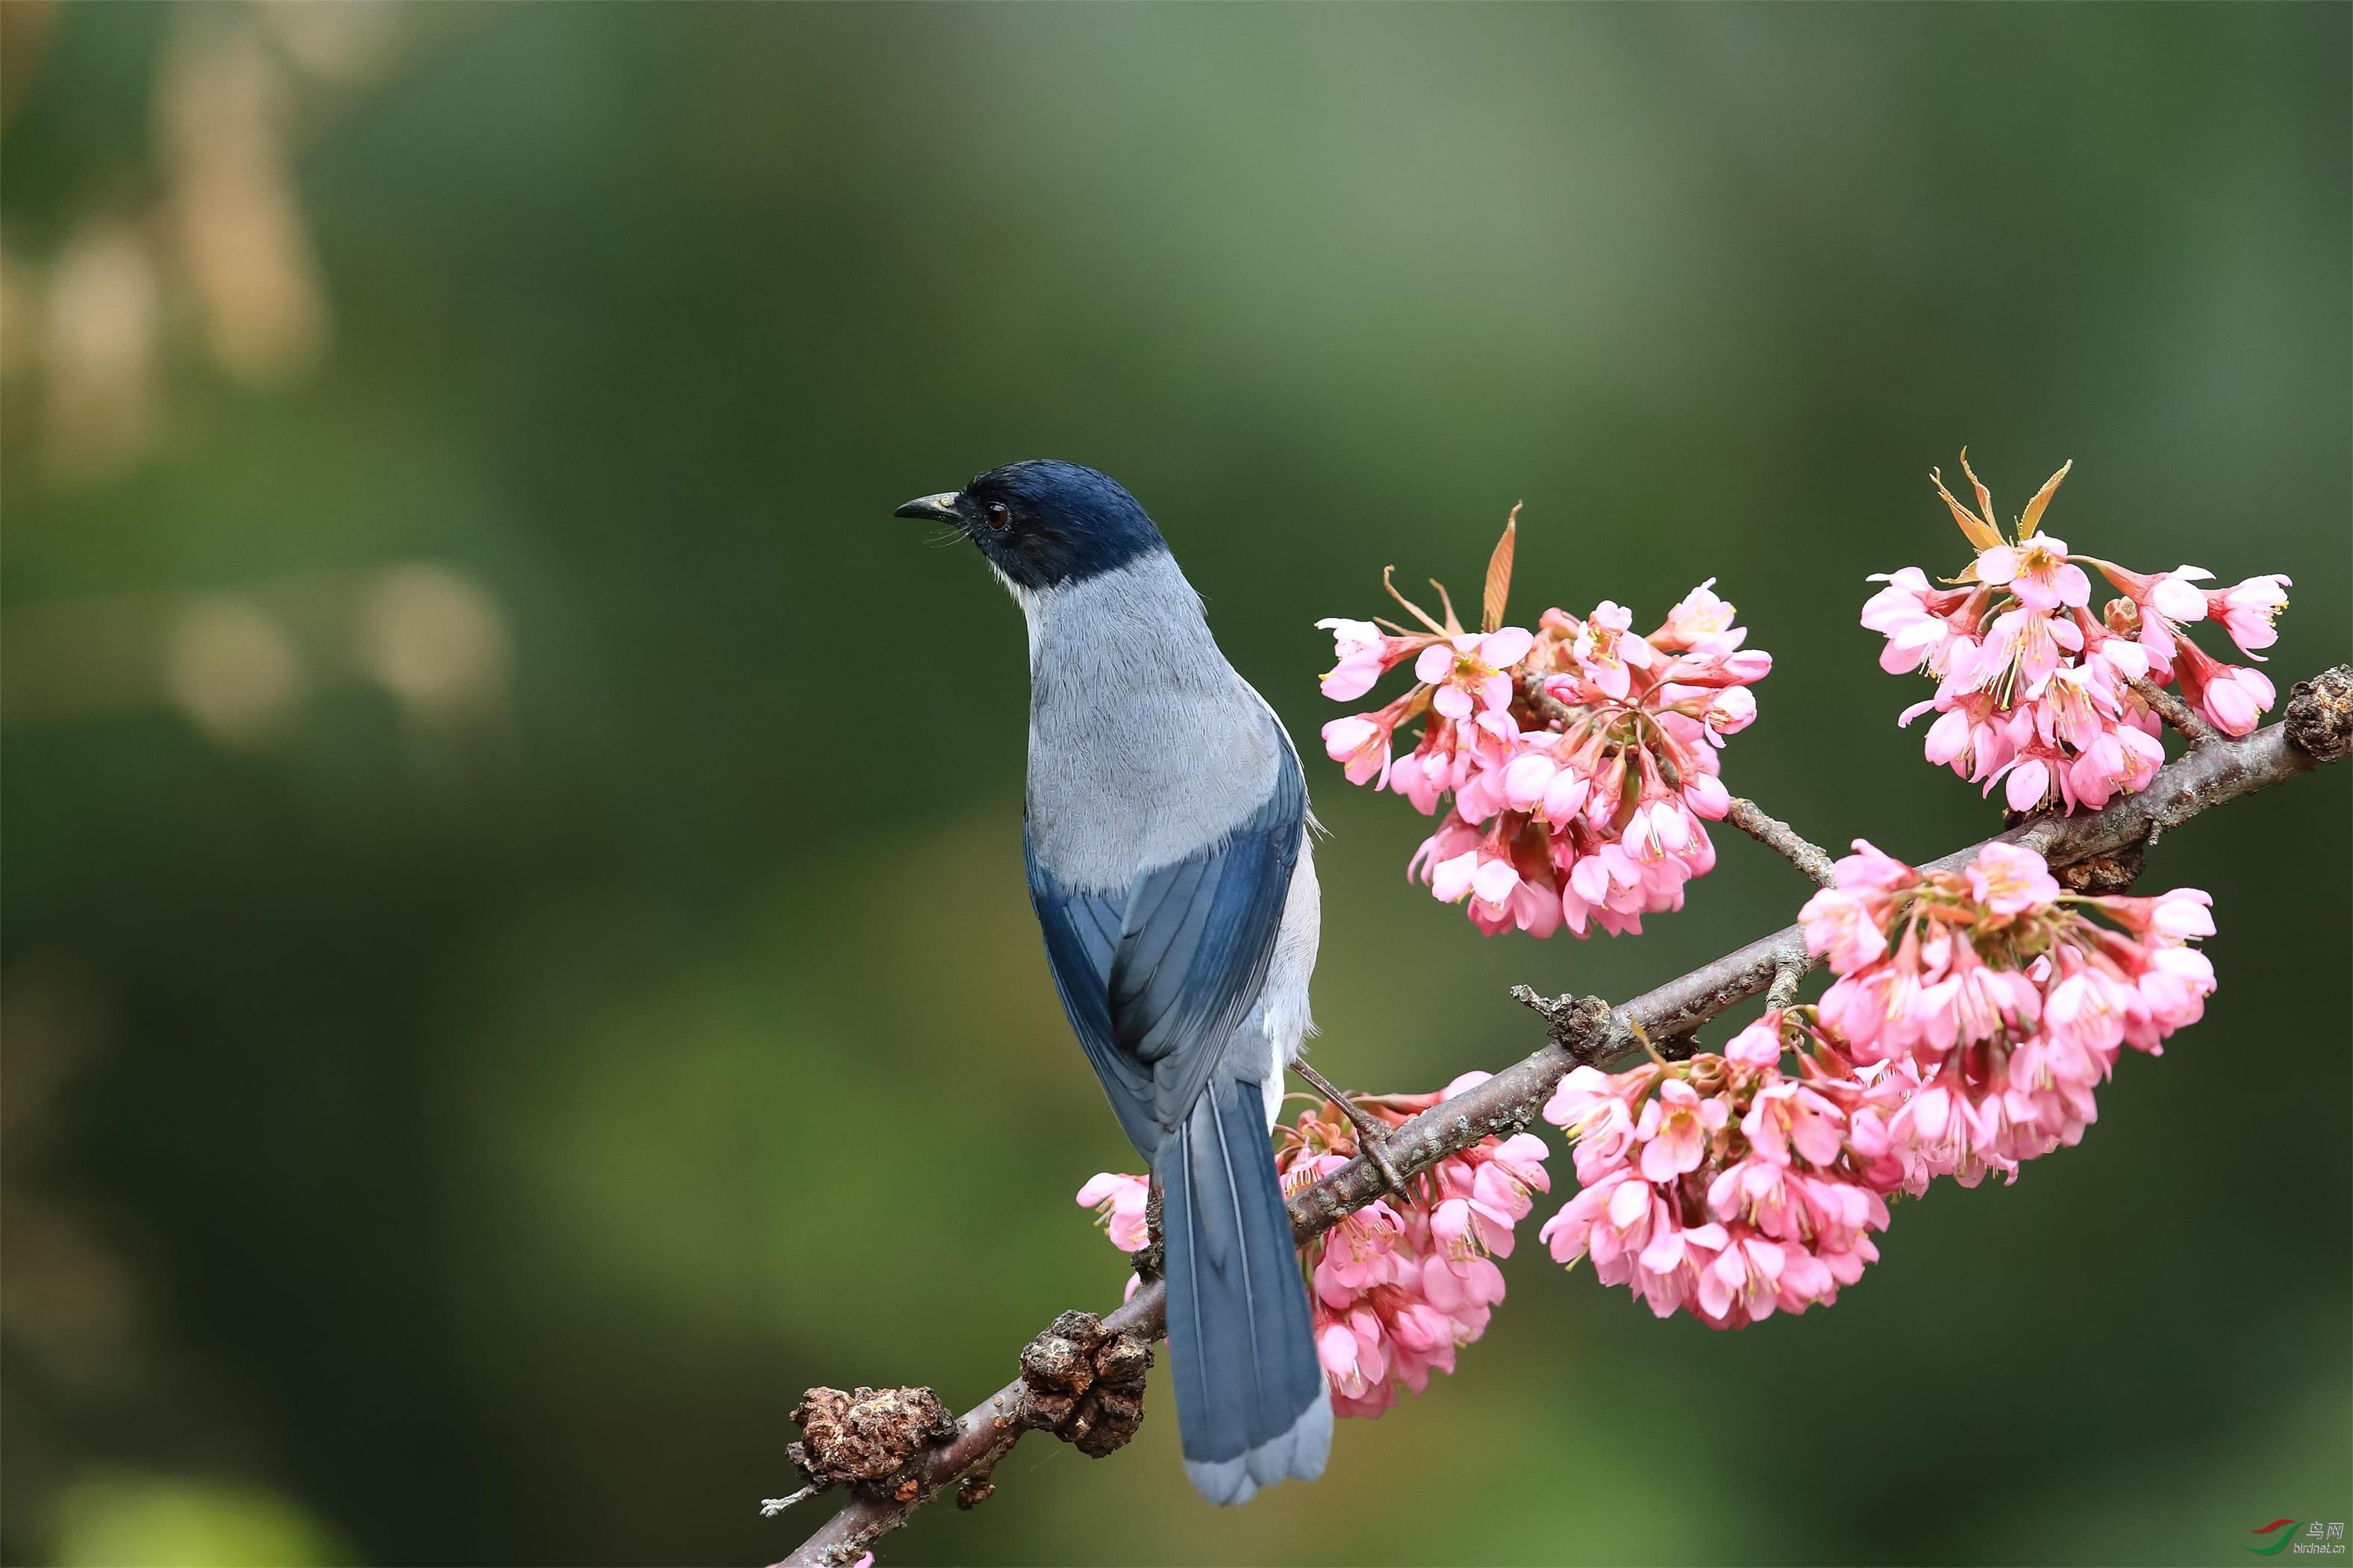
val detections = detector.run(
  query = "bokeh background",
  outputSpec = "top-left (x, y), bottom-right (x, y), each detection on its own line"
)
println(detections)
top-left (3, 4), bottom-right (2348, 1565)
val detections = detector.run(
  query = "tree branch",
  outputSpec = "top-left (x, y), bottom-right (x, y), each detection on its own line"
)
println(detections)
top-left (778, 663), bottom-right (2350, 1567)
top-left (1725, 796), bottom-right (1839, 886)
top-left (2129, 673), bottom-right (2219, 746)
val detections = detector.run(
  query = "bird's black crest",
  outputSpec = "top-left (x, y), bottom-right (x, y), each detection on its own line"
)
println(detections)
top-left (962, 460), bottom-right (1168, 590)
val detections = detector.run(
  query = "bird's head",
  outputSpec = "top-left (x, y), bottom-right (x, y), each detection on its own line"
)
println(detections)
top-left (895, 460), bottom-right (1166, 593)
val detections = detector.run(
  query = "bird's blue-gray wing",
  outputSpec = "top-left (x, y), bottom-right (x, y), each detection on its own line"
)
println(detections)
top-left (1026, 867), bottom-right (1160, 1154)
top-left (1025, 744), bottom-right (1305, 1158)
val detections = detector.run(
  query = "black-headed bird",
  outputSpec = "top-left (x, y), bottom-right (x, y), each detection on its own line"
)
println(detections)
top-left (896, 460), bottom-right (1330, 1504)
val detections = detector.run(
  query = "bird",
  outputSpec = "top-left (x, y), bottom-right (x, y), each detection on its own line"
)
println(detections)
top-left (895, 460), bottom-right (1331, 1505)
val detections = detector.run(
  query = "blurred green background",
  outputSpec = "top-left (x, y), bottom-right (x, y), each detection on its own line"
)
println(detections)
top-left (2, 4), bottom-right (2347, 1565)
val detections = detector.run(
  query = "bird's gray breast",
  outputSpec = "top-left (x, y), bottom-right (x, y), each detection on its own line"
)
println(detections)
top-left (1019, 556), bottom-right (1284, 892)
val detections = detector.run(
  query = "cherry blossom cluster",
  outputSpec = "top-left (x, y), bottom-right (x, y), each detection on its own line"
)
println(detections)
top-left (1282, 1072), bottom-right (1550, 1416)
top-left (1317, 516), bottom-right (1770, 937)
top-left (1535, 1015), bottom-right (1892, 1328)
top-left (1865, 454), bottom-right (2290, 813)
top-left (1538, 837), bottom-right (2216, 1325)
top-left (1799, 838), bottom-right (2216, 1187)
top-left (1074, 1072), bottom-right (1551, 1419)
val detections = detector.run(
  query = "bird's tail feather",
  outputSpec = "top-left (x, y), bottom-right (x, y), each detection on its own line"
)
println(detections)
top-left (1157, 1075), bottom-right (1331, 1506)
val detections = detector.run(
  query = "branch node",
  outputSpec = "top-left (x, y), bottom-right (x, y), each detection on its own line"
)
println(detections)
top-left (760, 1486), bottom-right (818, 1518)
top-left (788, 1385), bottom-right (959, 1505)
top-left (1766, 960), bottom-right (1804, 1012)
top-left (1015, 1311), bottom-right (1152, 1458)
top-left (2286, 663), bottom-right (2353, 763)
top-left (1553, 995), bottom-right (1620, 1063)
top-left (954, 1467), bottom-right (996, 1511)
top-left (1508, 982), bottom-right (1560, 1022)
top-left (2055, 840), bottom-right (2146, 896)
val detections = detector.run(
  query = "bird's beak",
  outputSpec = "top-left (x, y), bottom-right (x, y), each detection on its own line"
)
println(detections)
top-left (893, 490), bottom-right (965, 523)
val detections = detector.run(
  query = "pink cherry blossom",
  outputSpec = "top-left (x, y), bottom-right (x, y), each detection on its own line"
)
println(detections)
top-left (1863, 567), bottom-right (1979, 677)
top-left (1796, 837), bottom-right (2216, 1185)
top-left (1125, 1077), bottom-right (1559, 1420)
top-left (1075, 1171), bottom-right (1150, 1252)
top-left (1637, 1079), bottom-right (1728, 1181)
top-left (2205, 574), bottom-right (2290, 658)
top-left (1415, 628), bottom-right (1537, 720)
top-left (1548, 833), bottom-right (2219, 1331)
top-left (1975, 534), bottom-right (2090, 613)
top-left (2172, 636), bottom-right (2276, 737)
top-left (1656, 578), bottom-right (1746, 656)
top-left (1569, 602), bottom-right (1651, 699)
top-left (1966, 841), bottom-right (2063, 915)
top-left (1697, 1234), bottom-right (1789, 1325)
top-left (1318, 617), bottom-right (1429, 702)
top-left (1539, 1011), bottom-right (1895, 1329)
top-left (1320, 688), bottom-right (1427, 790)
top-left (1869, 455), bottom-right (2288, 813)
top-left (2147, 566), bottom-right (2213, 626)
top-left (1081, 1078), bottom-right (1537, 1423)
top-left (1317, 511), bottom-right (1770, 939)
top-left (1704, 686), bottom-right (1757, 735)
top-left (1743, 1081), bottom-right (1845, 1166)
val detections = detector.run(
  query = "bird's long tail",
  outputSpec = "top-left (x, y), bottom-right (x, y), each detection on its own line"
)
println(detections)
top-left (1156, 1075), bottom-right (1332, 1505)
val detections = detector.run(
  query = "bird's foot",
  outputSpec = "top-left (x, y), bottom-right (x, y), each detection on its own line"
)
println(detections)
top-left (1291, 1060), bottom-right (1409, 1196)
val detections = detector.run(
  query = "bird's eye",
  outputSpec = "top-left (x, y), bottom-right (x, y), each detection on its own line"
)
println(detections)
top-left (984, 502), bottom-right (1011, 531)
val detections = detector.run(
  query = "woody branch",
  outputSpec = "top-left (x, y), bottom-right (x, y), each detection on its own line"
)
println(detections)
top-left (778, 663), bottom-right (2350, 1568)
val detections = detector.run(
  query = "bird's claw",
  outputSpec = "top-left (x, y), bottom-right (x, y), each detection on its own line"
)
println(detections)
top-left (1292, 1060), bottom-right (1410, 1197)
top-left (1360, 1136), bottom-right (1407, 1198)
